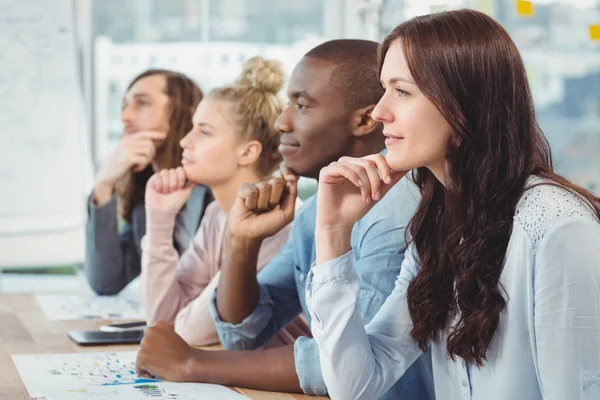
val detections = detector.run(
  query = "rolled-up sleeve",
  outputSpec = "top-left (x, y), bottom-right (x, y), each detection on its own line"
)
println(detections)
top-left (209, 238), bottom-right (303, 350)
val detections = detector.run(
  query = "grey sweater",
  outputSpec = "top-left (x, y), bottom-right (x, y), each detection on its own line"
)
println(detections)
top-left (85, 185), bottom-right (212, 295)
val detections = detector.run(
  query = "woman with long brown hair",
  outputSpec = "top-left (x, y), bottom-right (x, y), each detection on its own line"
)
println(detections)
top-left (86, 70), bottom-right (212, 295)
top-left (306, 9), bottom-right (600, 400)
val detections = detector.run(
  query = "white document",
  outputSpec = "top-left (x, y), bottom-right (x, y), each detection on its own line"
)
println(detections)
top-left (43, 381), bottom-right (249, 400)
top-left (35, 294), bottom-right (145, 321)
top-left (12, 351), bottom-right (247, 399)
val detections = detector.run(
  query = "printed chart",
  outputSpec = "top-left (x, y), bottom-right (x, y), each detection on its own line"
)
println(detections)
top-left (12, 352), bottom-right (247, 399)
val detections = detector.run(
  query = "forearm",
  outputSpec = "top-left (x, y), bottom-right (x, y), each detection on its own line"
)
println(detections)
top-left (85, 196), bottom-right (134, 295)
top-left (175, 275), bottom-right (220, 346)
top-left (142, 212), bottom-right (186, 324)
top-left (188, 345), bottom-right (302, 393)
top-left (216, 236), bottom-right (263, 324)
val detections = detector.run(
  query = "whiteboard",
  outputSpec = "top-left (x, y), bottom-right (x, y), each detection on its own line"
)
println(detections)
top-left (0, 0), bottom-right (90, 266)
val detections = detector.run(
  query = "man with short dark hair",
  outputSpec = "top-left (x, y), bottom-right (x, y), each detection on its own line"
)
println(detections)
top-left (136, 39), bottom-right (434, 400)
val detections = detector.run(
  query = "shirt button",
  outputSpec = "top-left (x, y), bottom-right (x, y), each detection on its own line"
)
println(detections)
top-left (462, 380), bottom-right (468, 387)
top-left (299, 274), bottom-right (305, 282)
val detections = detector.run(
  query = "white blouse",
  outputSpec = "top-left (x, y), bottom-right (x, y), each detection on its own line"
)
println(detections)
top-left (307, 181), bottom-right (600, 400)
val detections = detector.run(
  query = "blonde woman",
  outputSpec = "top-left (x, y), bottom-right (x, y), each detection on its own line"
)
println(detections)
top-left (140, 58), bottom-right (309, 346)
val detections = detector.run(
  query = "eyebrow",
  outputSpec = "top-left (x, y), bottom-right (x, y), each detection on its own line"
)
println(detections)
top-left (132, 93), bottom-right (152, 100)
top-left (382, 77), bottom-right (416, 86)
top-left (290, 90), bottom-right (317, 104)
top-left (195, 122), bottom-right (216, 129)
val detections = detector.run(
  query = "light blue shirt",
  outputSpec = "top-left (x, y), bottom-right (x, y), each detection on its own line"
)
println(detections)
top-left (210, 177), bottom-right (435, 399)
top-left (306, 180), bottom-right (600, 400)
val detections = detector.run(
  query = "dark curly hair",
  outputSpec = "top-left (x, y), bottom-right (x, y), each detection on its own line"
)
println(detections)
top-left (379, 9), bottom-right (600, 366)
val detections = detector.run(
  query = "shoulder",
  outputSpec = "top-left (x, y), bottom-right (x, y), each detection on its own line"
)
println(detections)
top-left (514, 178), bottom-right (598, 254)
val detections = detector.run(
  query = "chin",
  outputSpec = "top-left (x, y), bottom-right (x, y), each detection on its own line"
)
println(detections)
top-left (384, 153), bottom-right (418, 173)
top-left (282, 160), bottom-right (305, 177)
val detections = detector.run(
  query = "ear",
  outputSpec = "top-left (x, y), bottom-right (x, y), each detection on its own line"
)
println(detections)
top-left (237, 140), bottom-right (263, 167)
top-left (350, 104), bottom-right (380, 138)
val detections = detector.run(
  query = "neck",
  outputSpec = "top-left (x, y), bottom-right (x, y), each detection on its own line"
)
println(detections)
top-left (427, 160), bottom-right (448, 188)
top-left (211, 169), bottom-right (264, 214)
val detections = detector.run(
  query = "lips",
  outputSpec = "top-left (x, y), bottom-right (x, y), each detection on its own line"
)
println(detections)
top-left (278, 135), bottom-right (300, 156)
top-left (383, 132), bottom-right (404, 146)
top-left (279, 134), bottom-right (300, 147)
top-left (278, 143), bottom-right (300, 156)
top-left (181, 152), bottom-right (194, 166)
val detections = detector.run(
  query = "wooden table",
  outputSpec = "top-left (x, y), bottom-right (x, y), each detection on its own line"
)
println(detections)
top-left (0, 293), bottom-right (327, 400)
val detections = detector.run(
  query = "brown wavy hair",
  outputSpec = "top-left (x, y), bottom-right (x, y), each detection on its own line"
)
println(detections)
top-left (379, 9), bottom-right (600, 366)
top-left (118, 70), bottom-right (203, 222)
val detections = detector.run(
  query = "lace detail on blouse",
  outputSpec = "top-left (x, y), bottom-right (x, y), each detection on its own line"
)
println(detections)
top-left (514, 180), bottom-right (597, 254)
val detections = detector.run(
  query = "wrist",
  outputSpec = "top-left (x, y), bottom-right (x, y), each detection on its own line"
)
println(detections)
top-left (92, 181), bottom-right (115, 206)
top-left (183, 348), bottom-right (208, 382)
top-left (227, 233), bottom-right (264, 251)
top-left (146, 209), bottom-right (178, 233)
top-left (315, 225), bottom-right (352, 264)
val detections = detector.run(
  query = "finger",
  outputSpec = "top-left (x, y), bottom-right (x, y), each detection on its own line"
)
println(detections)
top-left (255, 182), bottom-right (272, 210)
top-left (135, 130), bottom-right (169, 141)
top-left (281, 179), bottom-right (298, 220)
top-left (135, 354), bottom-right (149, 377)
top-left (147, 174), bottom-right (159, 191)
top-left (348, 158), bottom-right (383, 201)
top-left (130, 155), bottom-right (152, 172)
top-left (140, 140), bottom-right (158, 161)
top-left (168, 168), bottom-right (179, 192)
top-left (175, 166), bottom-right (187, 189)
top-left (279, 165), bottom-right (298, 183)
top-left (138, 369), bottom-right (155, 379)
top-left (364, 154), bottom-right (393, 185)
top-left (151, 172), bottom-right (163, 193)
top-left (267, 178), bottom-right (285, 207)
top-left (131, 145), bottom-right (154, 165)
top-left (340, 162), bottom-right (373, 204)
top-left (238, 183), bottom-right (259, 209)
top-left (159, 169), bottom-right (171, 194)
top-left (322, 163), bottom-right (370, 204)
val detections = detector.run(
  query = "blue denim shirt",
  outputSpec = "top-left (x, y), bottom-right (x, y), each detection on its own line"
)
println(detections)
top-left (209, 177), bottom-right (435, 399)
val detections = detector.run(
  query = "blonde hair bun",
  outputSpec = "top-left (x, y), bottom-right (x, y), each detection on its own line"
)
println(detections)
top-left (235, 56), bottom-right (286, 94)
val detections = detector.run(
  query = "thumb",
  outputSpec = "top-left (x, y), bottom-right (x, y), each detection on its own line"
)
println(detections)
top-left (282, 179), bottom-right (298, 219)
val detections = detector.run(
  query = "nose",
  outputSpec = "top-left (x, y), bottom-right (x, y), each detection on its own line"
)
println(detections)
top-left (180, 130), bottom-right (192, 149)
top-left (371, 94), bottom-right (394, 124)
top-left (121, 103), bottom-right (135, 125)
top-left (274, 106), bottom-right (293, 134)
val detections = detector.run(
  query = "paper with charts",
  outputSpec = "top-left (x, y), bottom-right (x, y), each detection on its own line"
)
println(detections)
top-left (12, 351), bottom-right (247, 399)
top-left (35, 294), bottom-right (145, 321)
